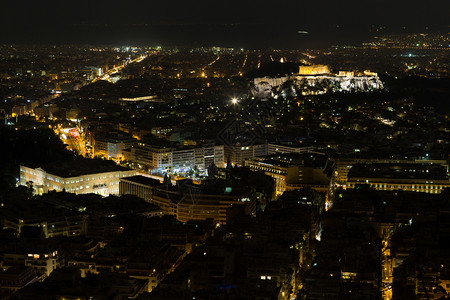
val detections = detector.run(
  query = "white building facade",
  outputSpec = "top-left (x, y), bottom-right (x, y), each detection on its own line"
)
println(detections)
top-left (20, 165), bottom-right (136, 196)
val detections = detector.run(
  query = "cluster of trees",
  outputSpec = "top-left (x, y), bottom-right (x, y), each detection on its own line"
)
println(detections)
top-left (0, 126), bottom-right (73, 193)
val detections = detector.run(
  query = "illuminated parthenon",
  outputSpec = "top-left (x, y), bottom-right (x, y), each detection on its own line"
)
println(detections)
top-left (253, 64), bottom-right (383, 98)
top-left (298, 65), bottom-right (330, 75)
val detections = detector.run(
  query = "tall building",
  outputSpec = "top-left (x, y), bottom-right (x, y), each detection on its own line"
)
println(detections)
top-left (126, 143), bottom-right (174, 170)
top-left (224, 144), bottom-right (267, 166)
top-left (93, 131), bottom-right (137, 160)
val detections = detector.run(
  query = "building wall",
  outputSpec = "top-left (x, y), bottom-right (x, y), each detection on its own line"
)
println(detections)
top-left (347, 178), bottom-right (450, 194)
top-left (131, 144), bottom-right (174, 170)
top-left (213, 146), bottom-right (225, 168)
top-left (194, 145), bottom-right (225, 170)
top-left (24, 251), bottom-right (62, 276)
top-left (172, 149), bottom-right (195, 170)
top-left (119, 179), bottom-right (154, 201)
top-left (94, 139), bottom-right (108, 157)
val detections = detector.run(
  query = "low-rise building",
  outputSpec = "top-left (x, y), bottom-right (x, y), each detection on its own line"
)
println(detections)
top-left (152, 187), bottom-right (251, 225)
top-left (347, 163), bottom-right (450, 194)
top-left (19, 159), bottom-right (135, 196)
top-left (3, 214), bottom-right (87, 238)
top-left (126, 142), bottom-right (224, 173)
top-left (245, 158), bottom-right (298, 196)
top-left (25, 249), bottom-right (63, 277)
top-left (121, 178), bottom-right (255, 225)
top-left (333, 158), bottom-right (448, 186)
top-left (245, 153), bottom-right (330, 196)
top-left (2, 240), bottom-right (64, 277)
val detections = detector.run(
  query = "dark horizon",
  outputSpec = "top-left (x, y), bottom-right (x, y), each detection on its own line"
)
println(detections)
top-left (1, 23), bottom-right (448, 49)
top-left (1, 0), bottom-right (449, 48)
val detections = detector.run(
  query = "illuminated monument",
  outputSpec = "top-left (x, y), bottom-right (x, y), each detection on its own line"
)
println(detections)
top-left (298, 65), bottom-right (330, 75)
top-left (253, 64), bottom-right (383, 98)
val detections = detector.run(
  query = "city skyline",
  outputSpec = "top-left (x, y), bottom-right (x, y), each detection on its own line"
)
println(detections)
top-left (0, 2), bottom-right (449, 299)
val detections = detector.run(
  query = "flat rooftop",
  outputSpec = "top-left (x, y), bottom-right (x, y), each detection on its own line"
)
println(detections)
top-left (27, 158), bottom-right (130, 178)
top-left (348, 163), bottom-right (449, 181)
top-left (268, 142), bottom-right (313, 149)
top-left (120, 175), bottom-right (162, 187)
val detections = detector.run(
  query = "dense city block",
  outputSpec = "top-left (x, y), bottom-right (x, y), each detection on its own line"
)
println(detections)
top-left (1, 26), bottom-right (449, 300)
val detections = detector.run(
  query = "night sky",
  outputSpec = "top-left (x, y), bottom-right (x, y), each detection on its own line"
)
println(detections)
top-left (1, 0), bottom-right (449, 48)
